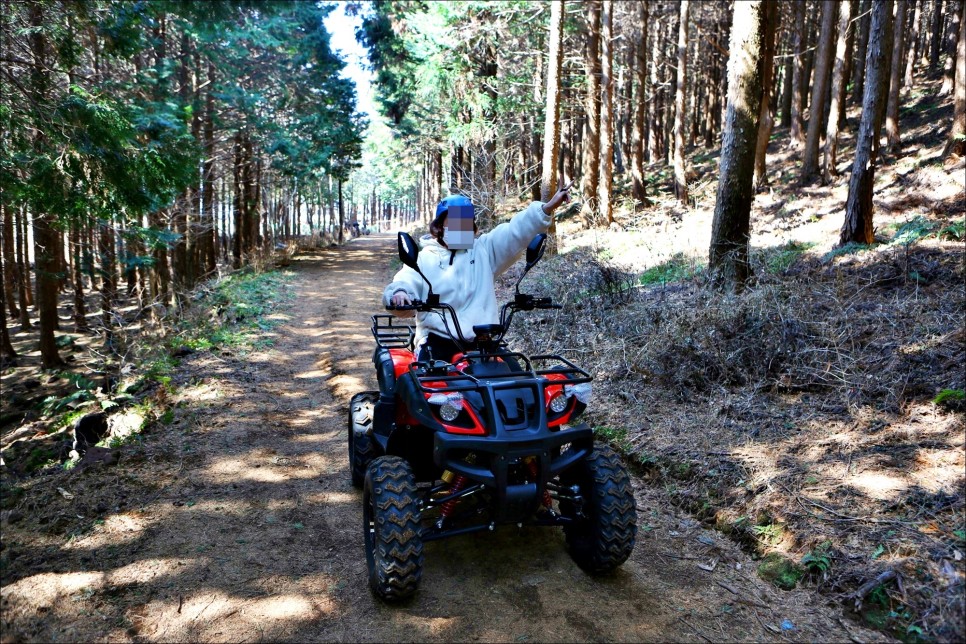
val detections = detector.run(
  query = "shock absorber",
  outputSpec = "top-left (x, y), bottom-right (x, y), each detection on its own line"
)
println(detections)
top-left (525, 458), bottom-right (553, 509)
top-left (438, 471), bottom-right (468, 526)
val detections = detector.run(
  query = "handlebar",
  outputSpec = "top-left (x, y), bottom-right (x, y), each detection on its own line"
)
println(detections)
top-left (386, 294), bottom-right (561, 347)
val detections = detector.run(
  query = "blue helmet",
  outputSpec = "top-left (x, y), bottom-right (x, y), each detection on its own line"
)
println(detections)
top-left (435, 194), bottom-right (474, 220)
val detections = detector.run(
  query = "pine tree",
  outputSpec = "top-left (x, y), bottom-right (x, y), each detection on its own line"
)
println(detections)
top-left (709, 0), bottom-right (773, 288)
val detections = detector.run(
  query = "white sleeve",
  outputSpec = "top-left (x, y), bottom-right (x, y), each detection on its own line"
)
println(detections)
top-left (482, 202), bottom-right (552, 276)
top-left (383, 265), bottom-right (428, 309)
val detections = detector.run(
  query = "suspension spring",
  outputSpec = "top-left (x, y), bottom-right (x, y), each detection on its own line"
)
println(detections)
top-left (440, 475), bottom-right (468, 519)
top-left (526, 459), bottom-right (553, 508)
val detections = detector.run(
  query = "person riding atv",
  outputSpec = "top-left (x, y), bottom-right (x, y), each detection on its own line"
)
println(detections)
top-left (352, 182), bottom-right (636, 601)
top-left (384, 185), bottom-right (572, 363)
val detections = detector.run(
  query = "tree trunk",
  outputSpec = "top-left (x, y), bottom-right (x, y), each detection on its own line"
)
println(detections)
top-left (885, 0), bottom-right (908, 152)
top-left (202, 63), bottom-right (216, 277)
top-left (232, 134), bottom-right (243, 269)
top-left (841, 0), bottom-right (894, 245)
top-left (1, 200), bottom-right (19, 319)
top-left (930, 0), bottom-right (946, 66)
top-left (709, 0), bottom-right (772, 289)
top-left (15, 206), bottom-right (30, 330)
top-left (0, 251), bottom-right (14, 358)
top-left (780, 14), bottom-right (795, 127)
top-left (337, 179), bottom-right (345, 244)
top-left (753, 1), bottom-right (780, 191)
top-left (581, 1), bottom-right (602, 223)
top-left (71, 220), bottom-right (88, 332)
top-left (824, 0), bottom-right (855, 181)
top-left (647, 15), bottom-right (664, 162)
top-left (541, 0), bottom-right (564, 202)
top-left (839, 0), bottom-right (859, 126)
top-left (598, 0), bottom-right (615, 224)
top-left (943, 3), bottom-right (966, 159)
top-left (904, 0), bottom-right (922, 85)
top-left (28, 1), bottom-right (63, 369)
top-left (789, 0), bottom-right (808, 146)
top-left (672, 0), bottom-right (690, 205)
top-left (541, 0), bottom-right (564, 247)
top-left (940, 0), bottom-right (963, 95)
top-left (803, 1), bottom-right (839, 180)
top-left (853, 0), bottom-right (872, 104)
top-left (631, 1), bottom-right (649, 204)
top-left (99, 218), bottom-right (116, 349)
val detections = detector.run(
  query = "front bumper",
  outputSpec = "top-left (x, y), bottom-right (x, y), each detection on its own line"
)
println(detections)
top-left (433, 423), bottom-right (593, 521)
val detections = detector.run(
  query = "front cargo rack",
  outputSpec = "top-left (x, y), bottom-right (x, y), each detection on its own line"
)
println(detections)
top-left (371, 314), bottom-right (415, 349)
top-left (408, 352), bottom-right (591, 394)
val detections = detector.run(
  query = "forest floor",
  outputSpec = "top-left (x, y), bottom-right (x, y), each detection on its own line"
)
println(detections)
top-left (1, 235), bottom-right (890, 643)
top-left (1, 77), bottom-right (963, 642)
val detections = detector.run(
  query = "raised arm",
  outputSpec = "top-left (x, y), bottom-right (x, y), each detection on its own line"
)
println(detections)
top-left (484, 183), bottom-right (572, 275)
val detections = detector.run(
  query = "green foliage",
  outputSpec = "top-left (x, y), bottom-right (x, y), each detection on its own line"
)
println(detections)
top-left (752, 522), bottom-right (784, 545)
top-left (638, 254), bottom-right (702, 286)
top-left (801, 541), bottom-right (833, 576)
top-left (938, 219), bottom-right (965, 241)
top-left (757, 553), bottom-right (804, 590)
top-left (172, 269), bottom-right (294, 355)
top-left (933, 388), bottom-right (965, 411)
top-left (822, 242), bottom-right (872, 263)
top-left (760, 241), bottom-right (816, 274)
top-left (594, 425), bottom-right (632, 452)
top-left (888, 217), bottom-right (937, 246)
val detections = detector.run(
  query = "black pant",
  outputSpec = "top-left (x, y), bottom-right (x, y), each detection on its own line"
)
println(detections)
top-left (418, 333), bottom-right (524, 372)
top-left (418, 333), bottom-right (476, 363)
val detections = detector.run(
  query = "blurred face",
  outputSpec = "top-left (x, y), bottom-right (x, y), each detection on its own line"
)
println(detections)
top-left (443, 204), bottom-right (475, 249)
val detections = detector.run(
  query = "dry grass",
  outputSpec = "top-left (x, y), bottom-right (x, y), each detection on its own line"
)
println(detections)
top-left (500, 76), bottom-right (965, 641)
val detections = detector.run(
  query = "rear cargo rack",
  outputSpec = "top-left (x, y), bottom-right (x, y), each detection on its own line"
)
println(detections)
top-left (371, 314), bottom-right (415, 349)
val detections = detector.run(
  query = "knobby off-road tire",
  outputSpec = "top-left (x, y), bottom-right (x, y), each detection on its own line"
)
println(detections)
top-left (348, 392), bottom-right (378, 488)
top-left (363, 456), bottom-right (424, 600)
top-left (562, 444), bottom-right (637, 573)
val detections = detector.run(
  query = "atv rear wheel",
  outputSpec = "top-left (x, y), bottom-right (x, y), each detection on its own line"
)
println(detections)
top-left (349, 392), bottom-right (379, 488)
top-left (363, 456), bottom-right (424, 600)
top-left (561, 444), bottom-right (637, 573)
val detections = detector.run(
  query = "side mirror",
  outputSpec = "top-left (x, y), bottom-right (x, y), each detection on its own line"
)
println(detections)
top-left (398, 232), bottom-right (420, 270)
top-left (524, 233), bottom-right (547, 272)
top-left (396, 231), bottom-right (437, 303)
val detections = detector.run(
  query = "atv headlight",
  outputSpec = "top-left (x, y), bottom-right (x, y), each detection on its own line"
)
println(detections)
top-left (565, 383), bottom-right (592, 405)
top-left (428, 392), bottom-right (464, 422)
top-left (548, 391), bottom-right (569, 413)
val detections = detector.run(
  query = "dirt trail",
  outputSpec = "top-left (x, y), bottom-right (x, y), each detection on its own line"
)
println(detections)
top-left (1, 235), bottom-right (887, 642)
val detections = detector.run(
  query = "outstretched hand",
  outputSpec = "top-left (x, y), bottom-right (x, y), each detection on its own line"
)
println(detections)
top-left (542, 180), bottom-right (574, 215)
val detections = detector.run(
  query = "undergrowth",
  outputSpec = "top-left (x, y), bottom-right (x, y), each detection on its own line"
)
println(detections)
top-left (508, 231), bottom-right (965, 642)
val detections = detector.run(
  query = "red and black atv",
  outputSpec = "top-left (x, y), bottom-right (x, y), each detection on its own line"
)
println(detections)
top-left (349, 232), bottom-right (637, 600)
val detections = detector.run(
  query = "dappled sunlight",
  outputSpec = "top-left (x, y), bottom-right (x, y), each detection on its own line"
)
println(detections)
top-left (848, 471), bottom-right (909, 501)
top-left (62, 512), bottom-right (157, 551)
top-left (245, 592), bottom-right (334, 620)
top-left (910, 448), bottom-right (966, 494)
top-left (205, 456), bottom-right (325, 483)
top-left (285, 415), bottom-right (322, 428)
top-left (329, 373), bottom-right (366, 397)
top-left (106, 557), bottom-right (189, 587)
top-left (303, 491), bottom-right (355, 506)
top-left (389, 612), bottom-right (461, 639)
top-left (290, 433), bottom-right (329, 444)
top-left (147, 589), bottom-right (336, 640)
top-left (295, 368), bottom-right (328, 380)
top-left (0, 571), bottom-right (104, 608)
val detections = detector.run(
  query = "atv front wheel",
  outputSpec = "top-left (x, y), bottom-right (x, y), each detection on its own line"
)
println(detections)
top-left (363, 456), bottom-right (424, 600)
top-left (561, 444), bottom-right (637, 573)
top-left (348, 392), bottom-right (379, 488)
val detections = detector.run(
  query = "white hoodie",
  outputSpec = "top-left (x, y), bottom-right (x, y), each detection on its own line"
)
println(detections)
top-left (383, 201), bottom-right (551, 349)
